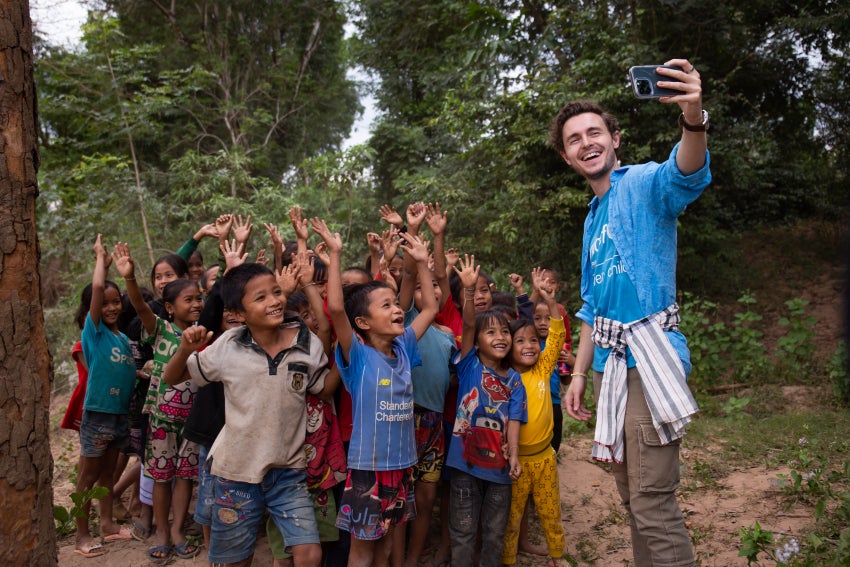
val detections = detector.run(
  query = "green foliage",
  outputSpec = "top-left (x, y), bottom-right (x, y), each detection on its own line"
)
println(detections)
top-left (53, 485), bottom-right (109, 537)
top-left (738, 521), bottom-right (776, 565)
top-left (775, 299), bottom-right (817, 370)
top-left (828, 342), bottom-right (849, 405)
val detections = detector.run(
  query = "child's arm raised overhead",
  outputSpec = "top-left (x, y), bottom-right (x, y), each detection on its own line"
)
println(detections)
top-left (366, 232), bottom-right (382, 279)
top-left (288, 206), bottom-right (309, 254)
top-left (161, 325), bottom-right (213, 386)
top-left (531, 267), bottom-right (566, 373)
top-left (426, 202), bottom-right (451, 308)
top-left (400, 232), bottom-right (436, 340)
top-left (399, 202), bottom-right (427, 310)
top-left (89, 234), bottom-right (112, 327)
top-left (310, 218), bottom-right (353, 362)
top-left (263, 222), bottom-right (285, 272)
top-left (220, 239), bottom-right (249, 275)
top-left (294, 251), bottom-right (333, 356)
top-left (453, 253), bottom-right (480, 357)
top-left (112, 242), bottom-right (157, 336)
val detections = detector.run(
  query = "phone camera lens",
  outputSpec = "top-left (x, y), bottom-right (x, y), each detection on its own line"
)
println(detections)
top-left (637, 79), bottom-right (651, 96)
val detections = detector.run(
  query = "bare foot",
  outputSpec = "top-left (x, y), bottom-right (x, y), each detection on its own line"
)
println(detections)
top-left (518, 542), bottom-right (548, 556)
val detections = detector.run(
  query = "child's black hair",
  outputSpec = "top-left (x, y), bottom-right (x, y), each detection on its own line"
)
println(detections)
top-left (343, 280), bottom-right (393, 334)
top-left (491, 303), bottom-right (518, 321)
top-left (220, 263), bottom-right (275, 311)
top-left (450, 269), bottom-right (494, 306)
top-left (189, 249), bottom-right (204, 264)
top-left (74, 280), bottom-right (121, 330)
top-left (539, 266), bottom-right (560, 282)
top-left (343, 266), bottom-right (372, 282)
top-left (118, 286), bottom-right (153, 333)
top-left (162, 278), bottom-right (200, 306)
top-left (312, 255), bottom-right (328, 284)
top-left (285, 290), bottom-right (309, 318)
top-left (473, 309), bottom-right (511, 345)
top-left (491, 290), bottom-right (516, 310)
top-left (509, 317), bottom-right (537, 337)
top-left (150, 253), bottom-right (189, 287)
top-left (201, 266), bottom-right (219, 292)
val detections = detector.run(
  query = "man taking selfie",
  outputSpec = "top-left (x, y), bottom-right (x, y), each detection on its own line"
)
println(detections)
top-left (554, 58), bottom-right (709, 567)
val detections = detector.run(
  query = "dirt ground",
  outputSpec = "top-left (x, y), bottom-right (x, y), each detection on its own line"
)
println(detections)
top-left (51, 400), bottom-right (814, 567)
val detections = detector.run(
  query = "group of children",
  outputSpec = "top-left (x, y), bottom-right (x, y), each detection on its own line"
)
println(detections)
top-left (65, 203), bottom-right (575, 567)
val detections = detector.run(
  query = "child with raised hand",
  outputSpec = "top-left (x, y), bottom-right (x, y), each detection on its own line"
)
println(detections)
top-left (447, 254), bottom-right (526, 567)
top-left (391, 203), bottom-right (457, 567)
top-left (161, 259), bottom-right (331, 567)
top-left (265, 250), bottom-right (347, 567)
top-left (310, 216), bottom-right (438, 567)
top-left (501, 268), bottom-right (568, 567)
top-left (73, 234), bottom-right (137, 558)
top-left (112, 242), bottom-right (203, 560)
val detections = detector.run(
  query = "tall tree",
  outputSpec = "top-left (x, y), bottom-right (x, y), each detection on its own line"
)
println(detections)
top-left (0, 1), bottom-right (56, 564)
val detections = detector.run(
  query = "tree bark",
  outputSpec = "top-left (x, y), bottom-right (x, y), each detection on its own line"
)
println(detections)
top-left (0, 1), bottom-right (57, 565)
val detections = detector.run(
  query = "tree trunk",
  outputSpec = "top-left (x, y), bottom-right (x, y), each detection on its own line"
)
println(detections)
top-left (0, 1), bottom-right (57, 565)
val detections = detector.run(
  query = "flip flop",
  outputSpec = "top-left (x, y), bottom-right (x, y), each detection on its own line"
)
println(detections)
top-left (102, 526), bottom-right (133, 542)
top-left (173, 540), bottom-right (201, 559)
top-left (147, 544), bottom-right (172, 559)
top-left (131, 521), bottom-right (152, 542)
top-left (73, 543), bottom-right (107, 558)
top-left (172, 539), bottom-right (202, 559)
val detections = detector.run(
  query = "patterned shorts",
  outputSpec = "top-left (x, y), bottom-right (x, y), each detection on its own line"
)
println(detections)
top-left (335, 468), bottom-right (415, 540)
top-left (413, 408), bottom-right (445, 483)
top-left (144, 414), bottom-right (198, 482)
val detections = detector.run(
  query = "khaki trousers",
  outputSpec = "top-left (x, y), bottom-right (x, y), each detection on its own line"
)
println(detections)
top-left (594, 368), bottom-right (695, 567)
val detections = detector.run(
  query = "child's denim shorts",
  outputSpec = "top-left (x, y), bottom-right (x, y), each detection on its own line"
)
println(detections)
top-left (193, 444), bottom-right (214, 526)
top-left (79, 410), bottom-right (129, 458)
top-left (208, 467), bottom-right (319, 564)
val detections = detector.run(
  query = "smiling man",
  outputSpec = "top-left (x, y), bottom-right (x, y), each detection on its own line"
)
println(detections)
top-left (553, 59), bottom-right (710, 567)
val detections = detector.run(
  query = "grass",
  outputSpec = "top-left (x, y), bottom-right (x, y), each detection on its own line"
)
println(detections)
top-left (684, 402), bottom-right (850, 471)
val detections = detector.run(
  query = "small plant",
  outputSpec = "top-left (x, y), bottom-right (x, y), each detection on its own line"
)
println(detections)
top-left (53, 485), bottom-right (109, 537)
top-left (721, 396), bottom-right (751, 418)
top-left (775, 299), bottom-right (817, 366)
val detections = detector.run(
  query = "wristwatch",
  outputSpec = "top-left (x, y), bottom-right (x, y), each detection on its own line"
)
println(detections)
top-left (679, 109), bottom-right (709, 132)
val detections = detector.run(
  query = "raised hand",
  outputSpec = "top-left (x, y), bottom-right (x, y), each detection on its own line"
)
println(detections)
top-left (453, 253), bottom-right (480, 289)
top-left (508, 273), bottom-right (524, 295)
top-left (276, 263), bottom-right (301, 296)
top-left (366, 232), bottom-right (382, 255)
top-left (381, 227), bottom-right (400, 261)
top-left (378, 257), bottom-right (399, 294)
top-left (111, 242), bottom-right (136, 279)
top-left (216, 214), bottom-right (234, 242)
top-left (288, 206), bottom-right (309, 242)
top-left (531, 266), bottom-right (554, 301)
top-left (220, 239), bottom-right (248, 274)
top-left (399, 232), bottom-right (429, 264)
top-left (314, 242), bottom-right (331, 266)
top-left (379, 204), bottom-right (403, 227)
top-left (195, 223), bottom-right (219, 240)
top-left (232, 214), bottom-right (253, 245)
top-left (310, 218), bottom-right (342, 254)
top-left (264, 222), bottom-right (283, 249)
top-left (406, 202), bottom-right (428, 231)
top-left (93, 233), bottom-right (112, 268)
top-left (256, 248), bottom-right (268, 266)
top-left (426, 202), bottom-right (447, 235)
top-left (292, 251), bottom-right (315, 286)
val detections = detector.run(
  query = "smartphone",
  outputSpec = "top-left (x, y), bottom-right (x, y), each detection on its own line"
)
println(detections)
top-left (628, 65), bottom-right (685, 98)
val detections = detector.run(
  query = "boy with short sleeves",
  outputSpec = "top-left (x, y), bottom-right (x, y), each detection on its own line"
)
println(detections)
top-left (163, 262), bottom-right (330, 567)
